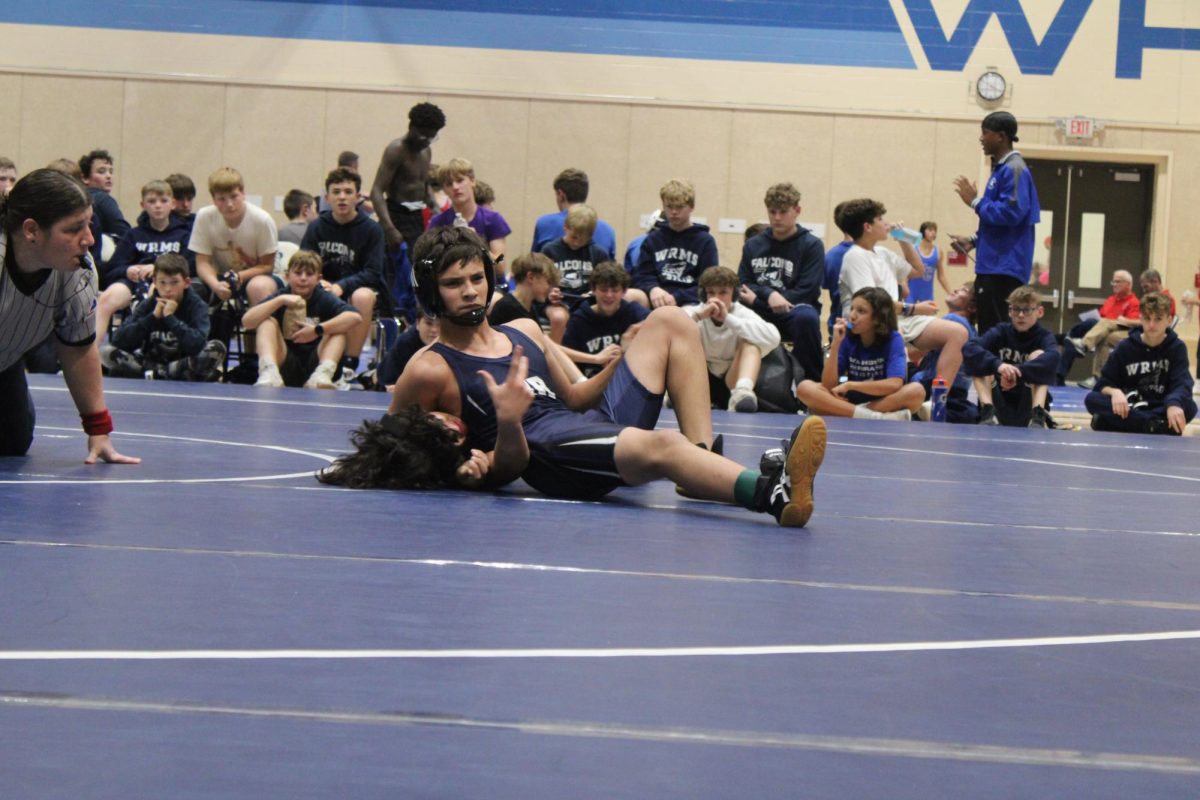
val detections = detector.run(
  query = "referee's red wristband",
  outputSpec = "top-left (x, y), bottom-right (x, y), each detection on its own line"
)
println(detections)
top-left (81, 409), bottom-right (114, 436)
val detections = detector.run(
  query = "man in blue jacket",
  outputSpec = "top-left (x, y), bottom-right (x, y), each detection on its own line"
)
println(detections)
top-left (951, 112), bottom-right (1040, 334)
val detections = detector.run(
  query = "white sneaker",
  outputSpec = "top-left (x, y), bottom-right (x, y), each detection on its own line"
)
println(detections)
top-left (332, 366), bottom-right (361, 392)
top-left (879, 409), bottom-right (913, 422)
top-left (917, 401), bottom-right (932, 421)
top-left (728, 386), bottom-right (758, 413)
top-left (1067, 336), bottom-right (1091, 353)
top-left (304, 361), bottom-right (338, 389)
top-left (98, 342), bottom-right (116, 370)
top-left (255, 362), bottom-right (284, 387)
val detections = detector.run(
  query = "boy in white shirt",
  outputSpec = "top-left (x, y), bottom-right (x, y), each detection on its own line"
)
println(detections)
top-left (188, 166), bottom-right (280, 308)
top-left (685, 266), bottom-right (781, 412)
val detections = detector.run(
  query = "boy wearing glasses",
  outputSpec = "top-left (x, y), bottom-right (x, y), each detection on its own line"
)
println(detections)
top-left (963, 286), bottom-right (1058, 427)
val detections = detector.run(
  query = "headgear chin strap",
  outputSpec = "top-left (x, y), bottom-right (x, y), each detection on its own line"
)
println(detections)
top-left (446, 306), bottom-right (487, 326)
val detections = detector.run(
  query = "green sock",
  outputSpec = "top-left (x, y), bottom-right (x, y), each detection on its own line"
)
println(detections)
top-left (734, 469), bottom-right (762, 510)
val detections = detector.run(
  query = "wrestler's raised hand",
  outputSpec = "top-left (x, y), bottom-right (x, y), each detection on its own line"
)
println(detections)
top-left (478, 345), bottom-right (533, 425)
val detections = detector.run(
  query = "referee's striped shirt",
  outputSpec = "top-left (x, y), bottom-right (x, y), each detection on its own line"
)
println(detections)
top-left (0, 232), bottom-right (98, 372)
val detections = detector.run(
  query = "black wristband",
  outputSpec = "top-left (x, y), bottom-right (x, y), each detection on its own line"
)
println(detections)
top-left (314, 324), bottom-right (325, 337)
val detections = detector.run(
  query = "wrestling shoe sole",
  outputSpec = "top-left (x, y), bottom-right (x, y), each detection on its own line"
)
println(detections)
top-left (778, 415), bottom-right (826, 528)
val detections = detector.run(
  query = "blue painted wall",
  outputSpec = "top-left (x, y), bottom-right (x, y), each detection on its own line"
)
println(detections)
top-left (0, 0), bottom-right (915, 68)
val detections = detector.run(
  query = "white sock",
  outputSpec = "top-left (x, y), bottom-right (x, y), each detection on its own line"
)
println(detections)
top-left (734, 378), bottom-right (754, 392)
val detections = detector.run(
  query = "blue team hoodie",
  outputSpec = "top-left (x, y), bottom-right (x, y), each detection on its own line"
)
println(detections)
top-left (88, 188), bottom-right (131, 266)
top-left (963, 321), bottom-right (1059, 385)
top-left (103, 211), bottom-right (195, 287)
top-left (1095, 327), bottom-right (1194, 408)
top-left (633, 220), bottom-right (718, 303)
top-left (299, 209), bottom-right (386, 296)
top-left (110, 286), bottom-right (209, 359)
top-left (974, 152), bottom-right (1040, 282)
top-left (738, 226), bottom-right (826, 312)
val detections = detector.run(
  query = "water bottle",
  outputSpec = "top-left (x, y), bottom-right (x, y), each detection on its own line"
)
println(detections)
top-left (889, 226), bottom-right (923, 246)
top-left (931, 376), bottom-right (948, 422)
top-left (452, 212), bottom-right (469, 228)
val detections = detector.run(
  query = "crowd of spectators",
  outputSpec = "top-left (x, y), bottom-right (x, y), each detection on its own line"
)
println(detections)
top-left (4, 106), bottom-right (1195, 437)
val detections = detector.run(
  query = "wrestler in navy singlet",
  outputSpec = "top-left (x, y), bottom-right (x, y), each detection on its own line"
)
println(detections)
top-left (430, 325), bottom-right (663, 499)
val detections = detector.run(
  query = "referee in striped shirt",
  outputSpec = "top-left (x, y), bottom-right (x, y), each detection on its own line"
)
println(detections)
top-left (0, 168), bottom-right (138, 464)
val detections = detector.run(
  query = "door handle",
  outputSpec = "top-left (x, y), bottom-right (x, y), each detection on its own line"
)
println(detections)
top-left (1067, 289), bottom-right (1075, 309)
top-left (1052, 289), bottom-right (1060, 309)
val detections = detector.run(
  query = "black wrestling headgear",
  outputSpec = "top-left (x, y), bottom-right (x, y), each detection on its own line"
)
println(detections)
top-left (410, 226), bottom-right (496, 326)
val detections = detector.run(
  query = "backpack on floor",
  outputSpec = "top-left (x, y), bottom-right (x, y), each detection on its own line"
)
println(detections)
top-left (755, 346), bottom-right (800, 414)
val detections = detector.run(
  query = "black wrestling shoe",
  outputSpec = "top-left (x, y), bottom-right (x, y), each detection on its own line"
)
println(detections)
top-left (978, 403), bottom-right (999, 426)
top-left (1028, 406), bottom-right (1050, 429)
top-left (756, 416), bottom-right (826, 528)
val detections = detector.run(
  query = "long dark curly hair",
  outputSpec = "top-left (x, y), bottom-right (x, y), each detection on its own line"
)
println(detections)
top-left (318, 405), bottom-right (466, 490)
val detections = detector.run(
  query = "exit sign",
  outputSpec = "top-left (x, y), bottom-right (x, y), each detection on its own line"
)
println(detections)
top-left (1057, 116), bottom-right (1104, 142)
top-left (1067, 117), bottom-right (1093, 138)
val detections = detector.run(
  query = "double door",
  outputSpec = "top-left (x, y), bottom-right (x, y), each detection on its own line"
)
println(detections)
top-left (1025, 159), bottom-right (1155, 334)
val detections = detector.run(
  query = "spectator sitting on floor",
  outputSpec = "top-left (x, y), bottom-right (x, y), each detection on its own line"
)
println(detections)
top-left (532, 168), bottom-right (617, 258)
top-left (189, 166), bottom-right (280, 308)
top-left (622, 209), bottom-right (661, 275)
top-left (1084, 292), bottom-right (1195, 435)
top-left (165, 173), bottom-right (197, 226)
top-left (823, 205), bottom-right (853, 337)
top-left (473, 180), bottom-right (495, 209)
top-left (909, 281), bottom-right (980, 423)
top-left (427, 158), bottom-right (511, 284)
top-left (539, 204), bottom-right (610, 342)
top-left (796, 287), bottom-right (924, 422)
top-left (963, 285), bottom-right (1059, 428)
top-left (630, 179), bottom-right (718, 309)
top-left (244, 250), bottom-right (362, 389)
top-left (563, 261), bottom-right (647, 377)
top-left (836, 198), bottom-right (968, 389)
top-left (278, 189), bottom-right (317, 245)
top-left (107, 253), bottom-right (225, 382)
top-left (377, 314), bottom-right (439, 388)
top-left (300, 166), bottom-right (388, 379)
top-left (96, 180), bottom-right (195, 352)
top-left (1059, 270), bottom-right (1140, 388)
top-left (79, 148), bottom-right (131, 269)
top-left (488, 252), bottom-right (559, 327)
top-left (684, 266), bottom-right (781, 413)
top-left (738, 182), bottom-right (826, 385)
top-left (1137, 269), bottom-right (1175, 317)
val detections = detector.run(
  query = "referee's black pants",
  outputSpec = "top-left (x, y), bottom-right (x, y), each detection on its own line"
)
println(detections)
top-left (0, 360), bottom-right (35, 456)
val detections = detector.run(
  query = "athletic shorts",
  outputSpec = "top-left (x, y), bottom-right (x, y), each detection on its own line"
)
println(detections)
top-left (899, 314), bottom-right (936, 343)
top-left (388, 204), bottom-right (426, 245)
top-left (280, 344), bottom-right (320, 387)
top-left (520, 359), bottom-right (663, 499)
